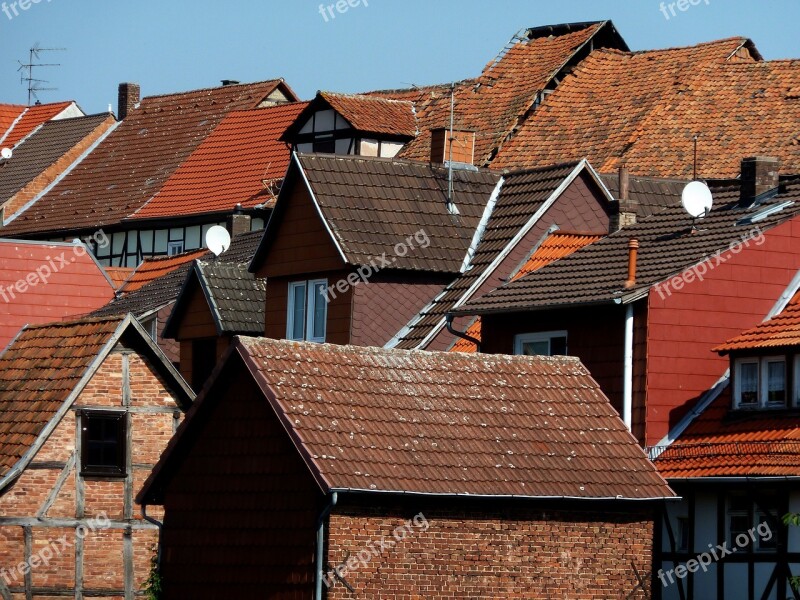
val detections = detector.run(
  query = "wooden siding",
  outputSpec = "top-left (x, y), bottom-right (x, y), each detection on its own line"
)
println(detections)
top-left (159, 354), bottom-right (323, 599)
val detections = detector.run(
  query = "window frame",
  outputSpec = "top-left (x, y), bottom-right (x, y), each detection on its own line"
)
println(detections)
top-left (286, 279), bottom-right (328, 343)
top-left (733, 356), bottom-right (790, 409)
top-left (167, 240), bottom-right (185, 256)
top-left (762, 356), bottom-right (787, 408)
top-left (734, 357), bottom-right (760, 409)
top-left (513, 330), bottom-right (568, 356)
top-left (79, 410), bottom-right (127, 478)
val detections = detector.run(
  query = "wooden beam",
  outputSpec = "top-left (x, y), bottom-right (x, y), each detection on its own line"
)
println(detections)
top-left (123, 527), bottom-right (134, 600)
top-left (0, 518), bottom-right (157, 530)
top-left (23, 526), bottom-right (31, 600)
top-left (37, 453), bottom-right (76, 518)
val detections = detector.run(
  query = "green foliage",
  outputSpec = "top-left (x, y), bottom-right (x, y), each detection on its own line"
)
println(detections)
top-left (783, 513), bottom-right (800, 591)
top-left (142, 545), bottom-right (162, 600)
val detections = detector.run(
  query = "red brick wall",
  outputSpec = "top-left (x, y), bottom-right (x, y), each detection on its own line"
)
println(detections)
top-left (646, 218), bottom-right (800, 445)
top-left (0, 345), bottom-right (183, 599)
top-left (325, 504), bottom-right (655, 599)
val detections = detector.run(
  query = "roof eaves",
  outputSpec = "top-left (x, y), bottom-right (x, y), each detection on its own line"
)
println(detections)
top-left (328, 487), bottom-right (676, 502)
top-left (194, 262), bottom-right (226, 336)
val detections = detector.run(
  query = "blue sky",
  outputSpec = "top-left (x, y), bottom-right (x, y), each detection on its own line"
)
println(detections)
top-left (0, 0), bottom-right (798, 114)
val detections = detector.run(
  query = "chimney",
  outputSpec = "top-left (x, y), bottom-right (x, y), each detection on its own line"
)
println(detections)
top-left (610, 166), bottom-right (638, 232)
top-left (430, 128), bottom-right (476, 165)
top-left (221, 80), bottom-right (240, 87)
top-left (740, 156), bottom-right (780, 206)
top-left (117, 83), bottom-right (140, 121)
top-left (624, 238), bottom-right (639, 289)
top-left (226, 204), bottom-right (251, 237)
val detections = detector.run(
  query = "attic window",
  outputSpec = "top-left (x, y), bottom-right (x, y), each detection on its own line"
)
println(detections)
top-left (80, 410), bottom-right (127, 478)
top-left (733, 357), bottom-right (787, 409)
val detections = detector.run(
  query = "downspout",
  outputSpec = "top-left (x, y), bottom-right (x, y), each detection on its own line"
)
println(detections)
top-left (141, 504), bottom-right (163, 570)
top-left (623, 304), bottom-right (634, 431)
top-left (446, 314), bottom-right (481, 352)
top-left (315, 491), bottom-right (338, 600)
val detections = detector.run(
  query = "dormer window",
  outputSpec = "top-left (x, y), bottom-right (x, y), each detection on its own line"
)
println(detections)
top-left (733, 356), bottom-right (787, 409)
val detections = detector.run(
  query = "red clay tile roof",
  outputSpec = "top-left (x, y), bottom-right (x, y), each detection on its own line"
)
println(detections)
top-left (129, 103), bottom-right (307, 220)
top-left (449, 231), bottom-right (602, 353)
top-left (318, 92), bottom-right (416, 137)
top-left (0, 105), bottom-right (24, 141)
top-left (252, 153), bottom-right (501, 274)
top-left (0, 239), bottom-right (116, 351)
top-left (0, 315), bottom-right (122, 477)
top-left (142, 337), bottom-right (673, 502)
top-left (105, 267), bottom-right (134, 289)
top-left (715, 292), bottom-right (800, 353)
top-left (456, 177), bottom-right (800, 315)
top-left (369, 22), bottom-right (625, 166)
top-left (0, 101), bottom-right (75, 148)
top-left (2, 81), bottom-right (293, 236)
top-left (654, 387), bottom-right (800, 478)
top-left (491, 39), bottom-right (800, 179)
top-left (119, 249), bottom-right (208, 294)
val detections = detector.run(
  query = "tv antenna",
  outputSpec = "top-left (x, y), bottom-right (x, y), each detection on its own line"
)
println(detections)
top-left (18, 44), bottom-right (66, 106)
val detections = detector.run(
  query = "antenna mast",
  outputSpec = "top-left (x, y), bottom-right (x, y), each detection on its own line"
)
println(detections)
top-left (18, 44), bottom-right (65, 106)
top-left (448, 82), bottom-right (455, 206)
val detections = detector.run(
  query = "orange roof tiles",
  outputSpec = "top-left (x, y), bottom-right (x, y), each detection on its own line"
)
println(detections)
top-left (130, 103), bottom-right (307, 219)
top-left (715, 292), bottom-right (800, 353)
top-left (319, 92), bottom-right (416, 137)
top-left (0, 239), bottom-right (116, 350)
top-left (0, 101), bottom-right (75, 148)
top-left (449, 318), bottom-right (482, 353)
top-left (105, 267), bottom-right (134, 289)
top-left (654, 387), bottom-right (800, 478)
top-left (142, 337), bottom-right (673, 502)
top-left (370, 22), bottom-right (620, 166)
top-left (0, 105), bottom-right (25, 142)
top-left (0, 316), bottom-right (122, 477)
top-left (491, 38), bottom-right (800, 179)
top-left (2, 80), bottom-right (293, 236)
top-left (119, 249), bottom-right (207, 294)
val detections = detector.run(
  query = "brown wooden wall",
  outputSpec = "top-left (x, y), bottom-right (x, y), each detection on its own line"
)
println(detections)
top-left (159, 355), bottom-right (323, 599)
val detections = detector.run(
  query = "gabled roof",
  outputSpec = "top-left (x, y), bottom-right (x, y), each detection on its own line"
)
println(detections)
top-left (0, 113), bottom-right (114, 208)
top-left (163, 260), bottom-right (266, 337)
top-left (0, 101), bottom-right (79, 148)
top-left (2, 80), bottom-right (296, 236)
top-left (390, 160), bottom-right (612, 349)
top-left (104, 267), bottom-right (134, 289)
top-left (118, 249), bottom-right (208, 294)
top-left (491, 38), bottom-right (800, 178)
top-left (0, 314), bottom-right (193, 490)
top-left (715, 291), bottom-right (800, 353)
top-left (250, 153), bottom-right (501, 274)
top-left (140, 336), bottom-right (673, 503)
top-left (456, 177), bottom-right (800, 315)
top-left (0, 238), bottom-right (116, 351)
top-left (653, 386), bottom-right (800, 478)
top-left (129, 103), bottom-right (308, 220)
top-left (283, 92), bottom-right (416, 140)
top-left (369, 21), bottom-right (627, 166)
top-left (92, 230), bottom-right (264, 320)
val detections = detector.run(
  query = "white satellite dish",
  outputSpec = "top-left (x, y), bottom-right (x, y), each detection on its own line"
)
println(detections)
top-left (681, 180), bottom-right (713, 219)
top-left (0, 148), bottom-right (11, 164)
top-left (205, 225), bottom-right (231, 256)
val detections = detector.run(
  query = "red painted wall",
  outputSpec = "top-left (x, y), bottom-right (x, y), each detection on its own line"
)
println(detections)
top-left (645, 218), bottom-right (800, 446)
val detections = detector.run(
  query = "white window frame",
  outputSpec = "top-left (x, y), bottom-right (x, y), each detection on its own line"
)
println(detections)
top-left (167, 241), bottom-right (184, 256)
top-left (286, 279), bottom-right (328, 343)
top-left (513, 330), bottom-right (568, 356)
top-left (734, 356), bottom-right (788, 409)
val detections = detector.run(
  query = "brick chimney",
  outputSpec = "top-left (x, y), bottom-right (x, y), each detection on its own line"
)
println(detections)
top-left (430, 128), bottom-right (476, 165)
top-left (609, 166), bottom-right (638, 232)
top-left (117, 83), bottom-right (141, 121)
top-left (226, 204), bottom-right (251, 237)
top-left (740, 156), bottom-right (780, 207)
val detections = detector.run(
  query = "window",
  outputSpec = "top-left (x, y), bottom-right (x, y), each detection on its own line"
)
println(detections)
top-left (513, 331), bottom-right (568, 356)
top-left (676, 516), bottom-right (690, 552)
top-left (167, 241), bottom-right (184, 256)
top-left (142, 317), bottom-right (157, 341)
top-left (734, 356), bottom-right (787, 409)
top-left (80, 411), bottom-right (127, 477)
top-left (726, 492), bottom-right (780, 552)
top-left (287, 280), bottom-right (328, 343)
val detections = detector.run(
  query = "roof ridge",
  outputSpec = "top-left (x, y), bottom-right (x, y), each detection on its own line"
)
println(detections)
top-left (503, 159), bottom-right (584, 177)
top-left (297, 151), bottom-right (501, 174)
top-left (25, 314), bottom-right (125, 330)
top-left (365, 79), bottom-right (476, 95)
top-left (139, 78), bottom-right (284, 102)
top-left (320, 91), bottom-right (413, 105)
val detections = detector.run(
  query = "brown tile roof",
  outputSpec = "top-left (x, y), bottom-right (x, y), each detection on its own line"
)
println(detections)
top-left (491, 39), bottom-right (800, 179)
top-left (92, 230), bottom-right (264, 319)
top-left (714, 291), bottom-right (800, 353)
top-left (252, 153), bottom-right (501, 274)
top-left (141, 337), bottom-right (673, 502)
top-left (293, 92), bottom-right (417, 138)
top-left (118, 249), bottom-right (208, 294)
top-left (369, 22), bottom-right (626, 166)
top-left (0, 113), bottom-right (114, 207)
top-left (2, 80), bottom-right (294, 236)
top-left (598, 173), bottom-right (688, 218)
top-left (391, 161), bottom-right (596, 349)
top-left (0, 101), bottom-right (76, 148)
top-left (0, 316), bottom-right (122, 478)
top-left (653, 387), bottom-right (800, 478)
top-left (129, 103), bottom-right (307, 219)
top-left (457, 177), bottom-right (800, 315)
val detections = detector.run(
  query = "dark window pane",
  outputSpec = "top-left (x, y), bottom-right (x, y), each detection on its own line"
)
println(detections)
top-left (551, 336), bottom-right (568, 356)
top-left (82, 412), bottom-right (126, 477)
